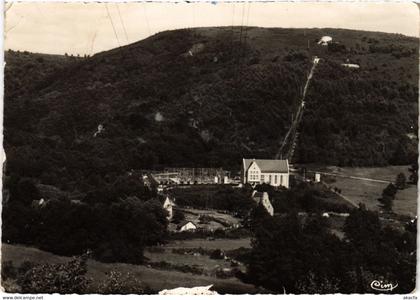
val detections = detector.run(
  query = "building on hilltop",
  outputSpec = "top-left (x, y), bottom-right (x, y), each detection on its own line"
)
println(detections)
top-left (242, 158), bottom-right (289, 188)
top-left (318, 36), bottom-right (333, 45)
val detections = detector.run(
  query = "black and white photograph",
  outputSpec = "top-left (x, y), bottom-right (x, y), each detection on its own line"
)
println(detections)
top-left (1, 1), bottom-right (419, 295)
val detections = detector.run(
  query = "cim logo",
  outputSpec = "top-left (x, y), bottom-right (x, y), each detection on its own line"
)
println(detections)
top-left (370, 280), bottom-right (398, 292)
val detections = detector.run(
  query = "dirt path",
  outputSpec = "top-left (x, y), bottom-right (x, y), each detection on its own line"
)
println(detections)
top-left (311, 170), bottom-right (391, 184)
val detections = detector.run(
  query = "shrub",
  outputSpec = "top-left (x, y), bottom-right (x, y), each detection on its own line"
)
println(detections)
top-left (395, 173), bottom-right (407, 189)
top-left (17, 256), bottom-right (90, 294)
top-left (209, 249), bottom-right (224, 259)
top-left (96, 271), bottom-right (152, 294)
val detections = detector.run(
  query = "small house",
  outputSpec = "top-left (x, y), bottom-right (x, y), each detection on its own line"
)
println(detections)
top-left (178, 221), bottom-right (197, 232)
top-left (162, 196), bottom-right (175, 220)
top-left (318, 36), bottom-right (333, 45)
top-left (252, 191), bottom-right (274, 216)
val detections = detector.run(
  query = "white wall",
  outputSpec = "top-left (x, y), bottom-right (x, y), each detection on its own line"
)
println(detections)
top-left (243, 160), bottom-right (289, 188)
top-left (260, 172), bottom-right (289, 188)
top-left (247, 162), bottom-right (261, 183)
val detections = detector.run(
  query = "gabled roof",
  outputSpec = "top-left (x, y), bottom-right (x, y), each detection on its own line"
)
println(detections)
top-left (177, 221), bottom-right (197, 229)
top-left (158, 195), bottom-right (175, 206)
top-left (243, 159), bottom-right (289, 173)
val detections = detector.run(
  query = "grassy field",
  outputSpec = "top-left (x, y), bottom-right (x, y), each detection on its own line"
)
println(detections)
top-left (144, 249), bottom-right (235, 274)
top-left (2, 243), bottom-right (257, 294)
top-left (169, 208), bottom-right (242, 232)
top-left (165, 238), bottom-right (251, 251)
top-left (317, 165), bottom-right (417, 217)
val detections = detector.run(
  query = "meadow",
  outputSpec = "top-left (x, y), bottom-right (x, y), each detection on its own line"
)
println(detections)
top-left (320, 165), bottom-right (417, 216)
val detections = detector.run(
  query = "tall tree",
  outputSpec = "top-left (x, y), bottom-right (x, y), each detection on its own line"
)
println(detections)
top-left (408, 161), bottom-right (418, 184)
top-left (395, 172), bottom-right (407, 190)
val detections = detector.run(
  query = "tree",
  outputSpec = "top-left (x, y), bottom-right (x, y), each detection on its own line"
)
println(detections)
top-left (344, 205), bottom-right (381, 246)
top-left (246, 213), bottom-right (345, 294)
top-left (395, 173), bottom-right (407, 189)
top-left (172, 209), bottom-right (185, 224)
top-left (93, 198), bottom-right (168, 263)
top-left (8, 177), bottom-right (40, 206)
top-left (379, 183), bottom-right (397, 211)
top-left (96, 271), bottom-right (151, 294)
top-left (18, 255), bottom-right (90, 293)
top-left (379, 195), bottom-right (393, 211)
top-left (295, 272), bottom-right (340, 294)
top-left (408, 162), bottom-right (418, 184)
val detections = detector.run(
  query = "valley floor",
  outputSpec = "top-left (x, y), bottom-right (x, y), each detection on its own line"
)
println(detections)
top-left (2, 241), bottom-right (257, 294)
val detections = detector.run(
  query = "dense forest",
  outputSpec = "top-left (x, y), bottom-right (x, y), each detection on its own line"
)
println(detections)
top-left (4, 28), bottom-right (418, 193)
top-left (244, 206), bottom-right (416, 293)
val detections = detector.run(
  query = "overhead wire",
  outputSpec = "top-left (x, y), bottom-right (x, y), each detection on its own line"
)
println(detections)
top-left (142, 3), bottom-right (152, 37)
top-left (89, 30), bottom-right (97, 56)
top-left (241, 2), bottom-right (251, 61)
top-left (232, 2), bottom-right (246, 79)
top-left (192, 1), bottom-right (196, 29)
top-left (230, 3), bottom-right (236, 55)
top-left (234, 2), bottom-right (247, 79)
top-left (105, 3), bottom-right (121, 48)
top-left (115, 3), bottom-right (129, 44)
top-left (238, 2), bottom-right (246, 51)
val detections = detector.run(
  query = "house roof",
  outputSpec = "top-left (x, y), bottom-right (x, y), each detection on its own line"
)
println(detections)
top-left (243, 159), bottom-right (289, 173)
top-left (177, 221), bottom-right (197, 229)
top-left (158, 195), bottom-right (175, 206)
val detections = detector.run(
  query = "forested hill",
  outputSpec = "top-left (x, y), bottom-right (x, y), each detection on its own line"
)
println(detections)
top-left (4, 27), bottom-right (419, 191)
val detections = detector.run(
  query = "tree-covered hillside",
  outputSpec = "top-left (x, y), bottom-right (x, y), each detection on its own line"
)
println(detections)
top-left (4, 27), bottom-right (418, 193)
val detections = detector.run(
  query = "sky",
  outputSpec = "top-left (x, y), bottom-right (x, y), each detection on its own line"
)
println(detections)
top-left (4, 1), bottom-right (419, 55)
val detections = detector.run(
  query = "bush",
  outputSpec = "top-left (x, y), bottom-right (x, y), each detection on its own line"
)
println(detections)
top-left (379, 183), bottom-right (397, 211)
top-left (209, 249), bottom-right (224, 259)
top-left (395, 173), bottom-right (407, 189)
top-left (2, 195), bottom-right (168, 264)
top-left (96, 271), bottom-right (152, 294)
top-left (17, 256), bottom-right (90, 294)
top-left (1, 261), bottom-right (17, 281)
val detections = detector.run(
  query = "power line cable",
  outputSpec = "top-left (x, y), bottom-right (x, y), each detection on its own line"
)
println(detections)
top-left (142, 3), bottom-right (152, 37)
top-left (105, 3), bottom-right (121, 48)
top-left (89, 30), bottom-right (97, 56)
top-left (229, 3), bottom-right (236, 60)
top-left (238, 2), bottom-right (246, 47)
top-left (241, 2), bottom-right (251, 59)
top-left (115, 3), bottom-right (129, 44)
top-left (234, 2), bottom-right (246, 79)
top-left (193, 2), bottom-right (196, 29)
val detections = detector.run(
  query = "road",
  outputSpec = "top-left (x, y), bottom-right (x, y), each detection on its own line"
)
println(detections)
top-left (308, 170), bottom-right (391, 184)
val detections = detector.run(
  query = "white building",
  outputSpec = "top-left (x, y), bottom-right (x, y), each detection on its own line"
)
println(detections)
top-left (162, 196), bottom-right (175, 220)
top-left (252, 191), bottom-right (274, 216)
top-left (178, 221), bottom-right (197, 232)
top-left (318, 36), bottom-right (333, 45)
top-left (242, 159), bottom-right (290, 188)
